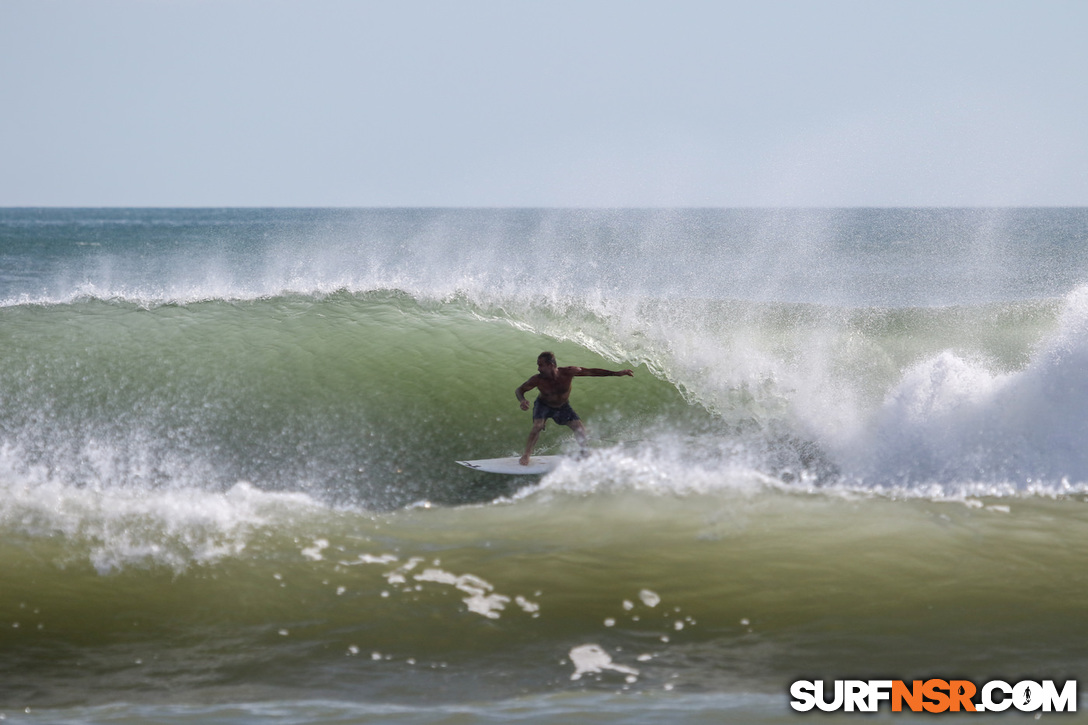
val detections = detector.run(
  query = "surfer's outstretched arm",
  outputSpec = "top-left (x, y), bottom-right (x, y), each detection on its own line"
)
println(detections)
top-left (567, 367), bottom-right (634, 377)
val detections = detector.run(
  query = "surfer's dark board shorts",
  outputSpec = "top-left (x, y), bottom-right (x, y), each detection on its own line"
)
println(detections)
top-left (533, 399), bottom-right (580, 426)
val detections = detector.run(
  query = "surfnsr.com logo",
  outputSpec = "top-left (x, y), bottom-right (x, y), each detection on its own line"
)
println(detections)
top-left (790, 679), bottom-right (1078, 713)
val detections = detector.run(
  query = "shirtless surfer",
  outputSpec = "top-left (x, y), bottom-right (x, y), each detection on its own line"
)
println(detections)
top-left (515, 351), bottom-right (633, 465)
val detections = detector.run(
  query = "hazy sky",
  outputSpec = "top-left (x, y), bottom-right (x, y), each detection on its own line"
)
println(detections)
top-left (1, 0), bottom-right (1085, 207)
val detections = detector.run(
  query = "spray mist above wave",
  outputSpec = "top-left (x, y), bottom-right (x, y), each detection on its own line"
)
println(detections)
top-left (5, 207), bottom-right (1088, 309)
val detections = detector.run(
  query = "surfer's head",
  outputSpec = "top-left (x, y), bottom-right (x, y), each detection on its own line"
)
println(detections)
top-left (537, 351), bottom-right (558, 376)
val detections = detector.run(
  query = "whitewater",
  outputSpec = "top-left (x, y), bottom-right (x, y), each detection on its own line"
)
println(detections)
top-left (1, 207), bottom-right (1087, 723)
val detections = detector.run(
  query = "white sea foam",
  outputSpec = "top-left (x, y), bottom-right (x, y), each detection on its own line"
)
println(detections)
top-left (0, 443), bottom-right (325, 574)
top-left (569, 644), bottom-right (640, 682)
top-left (847, 286), bottom-right (1088, 489)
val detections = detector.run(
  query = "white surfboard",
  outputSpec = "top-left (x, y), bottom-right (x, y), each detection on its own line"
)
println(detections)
top-left (456, 455), bottom-right (562, 475)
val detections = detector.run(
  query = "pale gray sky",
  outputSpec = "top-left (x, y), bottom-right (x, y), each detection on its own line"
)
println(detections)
top-left (1, 0), bottom-right (1085, 207)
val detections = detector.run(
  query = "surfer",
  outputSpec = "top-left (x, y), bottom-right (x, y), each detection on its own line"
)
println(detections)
top-left (516, 351), bottom-right (633, 465)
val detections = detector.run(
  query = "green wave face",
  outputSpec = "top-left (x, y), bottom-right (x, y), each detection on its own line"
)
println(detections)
top-left (0, 288), bottom-right (1076, 507)
top-left (0, 292), bottom-right (708, 509)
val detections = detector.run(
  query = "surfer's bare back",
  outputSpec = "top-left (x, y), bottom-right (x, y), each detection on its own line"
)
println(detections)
top-left (515, 351), bottom-right (633, 465)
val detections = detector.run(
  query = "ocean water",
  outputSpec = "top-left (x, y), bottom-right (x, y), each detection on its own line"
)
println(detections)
top-left (1, 207), bottom-right (1087, 723)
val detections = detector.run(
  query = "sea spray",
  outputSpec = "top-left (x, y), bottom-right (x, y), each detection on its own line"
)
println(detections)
top-left (850, 285), bottom-right (1088, 489)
